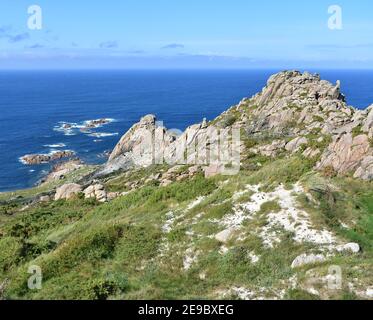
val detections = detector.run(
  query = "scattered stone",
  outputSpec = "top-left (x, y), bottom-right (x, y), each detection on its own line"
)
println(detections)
top-left (215, 228), bottom-right (235, 244)
top-left (39, 195), bottom-right (51, 202)
top-left (160, 179), bottom-right (172, 187)
top-left (336, 243), bottom-right (360, 254)
top-left (291, 253), bottom-right (326, 269)
top-left (188, 165), bottom-right (200, 175)
top-left (106, 192), bottom-right (119, 201)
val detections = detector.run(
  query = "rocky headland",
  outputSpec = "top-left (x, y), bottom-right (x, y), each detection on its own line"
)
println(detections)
top-left (20, 150), bottom-right (75, 165)
top-left (1, 71), bottom-right (372, 300)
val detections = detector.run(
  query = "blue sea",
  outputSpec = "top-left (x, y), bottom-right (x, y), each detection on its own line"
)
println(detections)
top-left (1, 69), bottom-right (373, 192)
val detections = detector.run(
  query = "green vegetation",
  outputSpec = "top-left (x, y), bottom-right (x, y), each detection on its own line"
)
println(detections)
top-left (0, 133), bottom-right (372, 301)
top-left (352, 125), bottom-right (363, 138)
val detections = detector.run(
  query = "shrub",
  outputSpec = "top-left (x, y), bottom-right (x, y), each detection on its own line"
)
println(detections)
top-left (321, 166), bottom-right (337, 178)
top-left (221, 115), bottom-right (237, 128)
top-left (84, 278), bottom-right (117, 300)
top-left (258, 201), bottom-right (281, 215)
top-left (351, 125), bottom-right (363, 138)
top-left (0, 237), bottom-right (22, 272)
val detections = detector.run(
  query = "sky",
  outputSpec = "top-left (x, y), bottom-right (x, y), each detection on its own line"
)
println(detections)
top-left (1, 0), bottom-right (373, 69)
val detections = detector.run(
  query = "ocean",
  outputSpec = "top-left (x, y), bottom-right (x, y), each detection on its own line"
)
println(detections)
top-left (1, 69), bottom-right (373, 192)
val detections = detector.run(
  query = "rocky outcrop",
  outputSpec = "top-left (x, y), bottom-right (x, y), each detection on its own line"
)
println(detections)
top-left (100, 70), bottom-right (373, 181)
top-left (316, 134), bottom-right (371, 178)
top-left (101, 112), bottom-right (241, 177)
top-left (85, 118), bottom-right (112, 128)
top-left (42, 160), bottom-right (83, 183)
top-left (240, 71), bottom-right (372, 179)
top-left (336, 243), bottom-right (360, 254)
top-left (21, 151), bottom-right (75, 165)
top-left (100, 115), bottom-right (176, 175)
top-left (54, 183), bottom-right (82, 200)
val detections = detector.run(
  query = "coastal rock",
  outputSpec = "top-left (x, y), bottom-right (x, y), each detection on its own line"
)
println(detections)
top-left (291, 253), bottom-right (326, 269)
top-left (43, 160), bottom-right (83, 183)
top-left (21, 151), bottom-right (75, 165)
top-left (102, 114), bottom-right (231, 177)
top-left (83, 184), bottom-right (107, 202)
top-left (54, 183), bottom-right (82, 200)
top-left (85, 118), bottom-right (111, 128)
top-left (100, 70), bottom-right (373, 181)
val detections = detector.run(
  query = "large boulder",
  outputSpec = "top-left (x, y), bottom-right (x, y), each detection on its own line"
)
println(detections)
top-left (83, 184), bottom-right (107, 202)
top-left (215, 228), bottom-right (235, 244)
top-left (55, 183), bottom-right (82, 200)
top-left (285, 137), bottom-right (308, 153)
top-left (317, 134), bottom-right (371, 177)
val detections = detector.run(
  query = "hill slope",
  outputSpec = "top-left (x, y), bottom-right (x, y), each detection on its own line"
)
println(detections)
top-left (0, 71), bottom-right (372, 300)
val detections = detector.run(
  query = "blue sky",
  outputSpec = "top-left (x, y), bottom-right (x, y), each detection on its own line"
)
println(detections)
top-left (1, 0), bottom-right (373, 69)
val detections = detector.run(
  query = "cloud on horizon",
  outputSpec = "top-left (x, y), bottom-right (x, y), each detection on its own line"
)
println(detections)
top-left (99, 41), bottom-right (118, 49)
top-left (26, 43), bottom-right (45, 49)
top-left (161, 43), bottom-right (185, 50)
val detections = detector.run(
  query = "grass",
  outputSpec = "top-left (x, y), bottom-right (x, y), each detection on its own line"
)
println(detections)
top-left (0, 165), bottom-right (97, 203)
top-left (258, 201), bottom-right (281, 215)
top-left (0, 153), bottom-right (372, 300)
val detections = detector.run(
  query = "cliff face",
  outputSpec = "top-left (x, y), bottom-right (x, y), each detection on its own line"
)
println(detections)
top-left (106, 71), bottom-right (373, 180)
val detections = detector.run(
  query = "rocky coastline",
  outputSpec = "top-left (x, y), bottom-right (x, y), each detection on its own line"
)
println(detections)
top-left (20, 150), bottom-right (75, 165)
